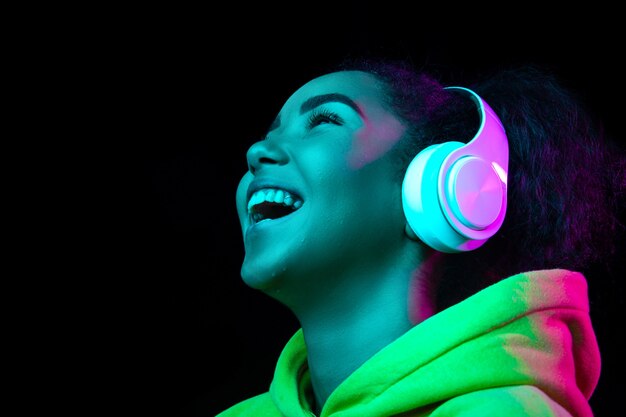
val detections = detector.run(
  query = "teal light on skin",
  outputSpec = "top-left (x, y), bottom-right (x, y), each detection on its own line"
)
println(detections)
top-left (235, 71), bottom-right (437, 413)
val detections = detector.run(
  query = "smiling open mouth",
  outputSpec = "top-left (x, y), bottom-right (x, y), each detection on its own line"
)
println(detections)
top-left (248, 188), bottom-right (304, 224)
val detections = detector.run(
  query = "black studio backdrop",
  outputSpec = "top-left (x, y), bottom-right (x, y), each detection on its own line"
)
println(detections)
top-left (90, 7), bottom-right (625, 417)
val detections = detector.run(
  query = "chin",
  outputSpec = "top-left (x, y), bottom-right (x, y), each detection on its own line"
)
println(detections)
top-left (240, 262), bottom-right (284, 292)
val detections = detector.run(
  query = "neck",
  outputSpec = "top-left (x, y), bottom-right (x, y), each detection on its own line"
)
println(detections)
top-left (293, 256), bottom-right (425, 414)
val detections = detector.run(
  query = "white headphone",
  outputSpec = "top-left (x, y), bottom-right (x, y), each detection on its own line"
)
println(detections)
top-left (402, 86), bottom-right (509, 253)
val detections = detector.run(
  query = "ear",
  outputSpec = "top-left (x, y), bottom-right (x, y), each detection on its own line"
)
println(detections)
top-left (404, 222), bottom-right (420, 242)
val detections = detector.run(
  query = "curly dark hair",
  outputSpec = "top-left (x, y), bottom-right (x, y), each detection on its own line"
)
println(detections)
top-left (336, 57), bottom-right (626, 310)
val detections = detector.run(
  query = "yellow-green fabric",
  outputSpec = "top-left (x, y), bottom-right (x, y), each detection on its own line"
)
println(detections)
top-left (217, 269), bottom-right (601, 416)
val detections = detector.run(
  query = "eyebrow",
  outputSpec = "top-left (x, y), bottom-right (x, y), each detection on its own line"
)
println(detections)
top-left (300, 93), bottom-right (363, 116)
top-left (266, 93), bottom-right (363, 134)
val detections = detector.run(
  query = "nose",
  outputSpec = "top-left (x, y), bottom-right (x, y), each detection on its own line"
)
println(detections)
top-left (246, 136), bottom-right (289, 174)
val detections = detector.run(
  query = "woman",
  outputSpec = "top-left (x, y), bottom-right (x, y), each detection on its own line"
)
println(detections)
top-left (218, 58), bottom-right (624, 416)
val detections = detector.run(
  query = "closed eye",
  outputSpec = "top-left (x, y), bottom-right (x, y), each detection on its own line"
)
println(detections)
top-left (307, 108), bottom-right (344, 128)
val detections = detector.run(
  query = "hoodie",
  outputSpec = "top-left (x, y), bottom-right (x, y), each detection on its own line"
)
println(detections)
top-left (216, 269), bottom-right (601, 416)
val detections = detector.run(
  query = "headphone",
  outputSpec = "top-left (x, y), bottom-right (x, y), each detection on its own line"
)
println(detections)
top-left (402, 86), bottom-right (509, 253)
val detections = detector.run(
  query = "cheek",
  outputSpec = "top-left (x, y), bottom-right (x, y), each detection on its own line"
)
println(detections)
top-left (347, 115), bottom-right (406, 169)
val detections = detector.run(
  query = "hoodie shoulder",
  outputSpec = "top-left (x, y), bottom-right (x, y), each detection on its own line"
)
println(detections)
top-left (431, 385), bottom-right (573, 416)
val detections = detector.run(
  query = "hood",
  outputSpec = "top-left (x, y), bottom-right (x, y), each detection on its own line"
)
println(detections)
top-left (269, 269), bottom-right (601, 417)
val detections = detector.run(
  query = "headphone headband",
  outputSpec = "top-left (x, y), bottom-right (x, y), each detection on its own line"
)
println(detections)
top-left (442, 86), bottom-right (508, 182)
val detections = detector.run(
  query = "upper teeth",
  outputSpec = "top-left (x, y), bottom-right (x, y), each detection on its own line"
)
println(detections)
top-left (247, 188), bottom-right (303, 214)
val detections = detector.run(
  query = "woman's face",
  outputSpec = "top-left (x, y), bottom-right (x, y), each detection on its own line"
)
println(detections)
top-left (235, 70), bottom-right (408, 296)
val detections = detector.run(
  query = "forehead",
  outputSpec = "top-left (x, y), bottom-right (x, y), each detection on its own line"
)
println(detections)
top-left (281, 70), bottom-right (387, 112)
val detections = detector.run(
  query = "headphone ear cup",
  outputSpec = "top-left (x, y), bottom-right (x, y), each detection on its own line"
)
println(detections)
top-left (444, 154), bottom-right (505, 234)
top-left (402, 141), bottom-right (467, 252)
top-left (403, 140), bottom-right (506, 253)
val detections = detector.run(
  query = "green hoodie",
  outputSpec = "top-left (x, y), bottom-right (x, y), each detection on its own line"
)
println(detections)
top-left (216, 269), bottom-right (601, 417)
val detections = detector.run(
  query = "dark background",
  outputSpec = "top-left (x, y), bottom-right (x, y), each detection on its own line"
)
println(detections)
top-left (71, 5), bottom-right (625, 416)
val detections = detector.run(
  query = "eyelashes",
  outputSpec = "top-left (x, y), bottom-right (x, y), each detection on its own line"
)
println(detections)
top-left (262, 108), bottom-right (345, 141)
top-left (306, 108), bottom-right (344, 128)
